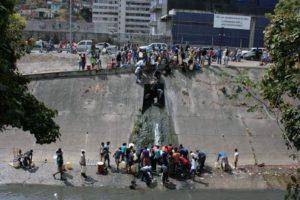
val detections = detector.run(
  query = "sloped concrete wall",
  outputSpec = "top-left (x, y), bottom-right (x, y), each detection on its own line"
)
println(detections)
top-left (164, 69), bottom-right (297, 166)
top-left (0, 75), bottom-right (143, 164)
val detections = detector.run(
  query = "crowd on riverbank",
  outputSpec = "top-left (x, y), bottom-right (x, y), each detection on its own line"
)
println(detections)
top-left (77, 43), bottom-right (252, 71)
top-left (12, 142), bottom-right (239, 187)
top-left (42, 142), bottom-right (238, 187)
top-left (32, 38), bottom-right (271, 73)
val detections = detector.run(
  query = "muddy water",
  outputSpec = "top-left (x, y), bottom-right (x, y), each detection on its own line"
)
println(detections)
top-left (0, 184), bottom-right (284, 200)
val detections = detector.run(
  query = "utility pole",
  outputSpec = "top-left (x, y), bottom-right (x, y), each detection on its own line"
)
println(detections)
top-left (69, 0), bottom-right (72, 43)
top-left (69, 0), bottom-right (72, 64)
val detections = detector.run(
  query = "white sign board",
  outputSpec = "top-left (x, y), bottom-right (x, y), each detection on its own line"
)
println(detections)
top-left (214, 14), bottom-right (251, 30)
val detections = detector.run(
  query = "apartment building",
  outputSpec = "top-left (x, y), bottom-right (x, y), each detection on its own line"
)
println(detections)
top-left (150, 0), bottom-right (278, 47)
top-left (149, 0), bottom-right (169, 36)
top-left (92, 0), bottom-right (150, 35)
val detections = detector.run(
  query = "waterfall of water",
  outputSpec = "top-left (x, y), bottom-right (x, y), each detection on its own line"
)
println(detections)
top-left (154, 123), bottom-right (160, 145)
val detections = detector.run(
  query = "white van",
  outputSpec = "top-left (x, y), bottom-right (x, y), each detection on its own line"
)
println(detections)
top-left (77, 40), bottom-right (93, 52)
top-left (139, 43), bottom-right (167, 51)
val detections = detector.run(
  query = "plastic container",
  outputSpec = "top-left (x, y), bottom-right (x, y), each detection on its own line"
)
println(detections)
top-left (97, 162), bottom-right (104, 174)
top-left (65, 162), bottom-right (73, 170)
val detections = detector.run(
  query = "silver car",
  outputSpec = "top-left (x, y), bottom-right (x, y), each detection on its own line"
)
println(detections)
top-left (77, 40), bottom-right (93, 53)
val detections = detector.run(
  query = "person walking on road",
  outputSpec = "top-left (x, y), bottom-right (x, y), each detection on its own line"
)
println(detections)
top-left (53, 148), bottom-right (64, 180)
top-left (80, 53), bottom-right (86, 70)
top-left (79, 150), bottom-right (87, 179)
top-left (233, 148), bottom-right (239, 169)
top-left (217, 48), bottom-right (222, 64)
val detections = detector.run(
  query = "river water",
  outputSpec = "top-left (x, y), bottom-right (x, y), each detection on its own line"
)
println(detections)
top-left (0, 184), bottom-right (284, 200)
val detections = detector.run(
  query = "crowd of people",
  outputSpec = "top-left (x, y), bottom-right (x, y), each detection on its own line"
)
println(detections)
top-left (49, 142), bottom-right (239, 187)
top-left (31, 36), bottom-right (272, 73)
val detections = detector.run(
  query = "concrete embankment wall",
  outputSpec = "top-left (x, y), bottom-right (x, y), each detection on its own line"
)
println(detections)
top-left (1, 67), bottom-right (297, 167)
top-left (164, 68), bottom-right (297, 166)
top-left (0, 74), bottom-right (143, 165)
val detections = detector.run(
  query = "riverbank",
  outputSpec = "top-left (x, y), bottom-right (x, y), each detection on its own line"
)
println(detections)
top-left (3, 53), bottom-right (296, 195)
top-left (0, 161), bottom-right (296, 191)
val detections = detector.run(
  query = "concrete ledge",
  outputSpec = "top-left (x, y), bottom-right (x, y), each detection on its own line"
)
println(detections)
top-left (23, 67), bottom-right (135, 80)
top-left (22, 63), bottom-right (266, 81)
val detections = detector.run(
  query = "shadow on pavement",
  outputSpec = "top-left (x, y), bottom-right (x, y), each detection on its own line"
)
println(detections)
top-left (84, 176), bottom-right (98, 184)
top-left (164, 181), bottom-right (176, 190)
top-left (193, 178), bottom-right (209, 187)
top-left (27, 166), bottom-right (39, 173)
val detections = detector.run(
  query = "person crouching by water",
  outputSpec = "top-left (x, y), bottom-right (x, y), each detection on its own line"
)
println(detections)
top-left (53, 148), bottom-right (64, 180)
top-left (217, 151), bottom-right (229, 171)
top-left (80, 149), bottom-right (87, 179)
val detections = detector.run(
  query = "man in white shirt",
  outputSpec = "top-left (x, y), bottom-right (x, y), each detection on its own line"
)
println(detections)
top-left (190, 154), bottom-right (197, 180)
top-left (135, 60), bottom-right (144, 83)
top-left (234, 148), bottom-right (239, 169)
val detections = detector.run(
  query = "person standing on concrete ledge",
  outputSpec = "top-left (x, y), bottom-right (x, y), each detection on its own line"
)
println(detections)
top-left (135, 60), bottom-right (144, 83)
top-left (233, 148), bottom-right (239, 169)
top-left (80, 150), bottom-right (87, 179)
top-left (99, 142), bottom-right (105, 161)
top-left (53, 148), bottom-right (64, 180)
top-left (103, 141), bottom-right (111, 168)
top-left (113, 147), bottom-right (122, 172)
top-left (80, 53), bottom-right (86, 70)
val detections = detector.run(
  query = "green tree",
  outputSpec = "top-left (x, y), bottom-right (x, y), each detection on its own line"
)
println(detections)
top-left (80, 8), bottom-right (92, 23)
top-left (263, 0), bottom-right (300, 150)
top-left (0, 0), bottom-right (60, 144)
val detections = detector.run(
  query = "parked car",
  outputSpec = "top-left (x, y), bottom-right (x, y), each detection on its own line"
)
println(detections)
top-left (96, 42), bottom-right (117, 52)
top-left (243, 48), bottom-right (264, 61)
top-left (77, 40), bottom-right (93, 52)
top-left (139, 43), bottom-right (167, 51)
top-left (242, 48), bottom-right (265, 58)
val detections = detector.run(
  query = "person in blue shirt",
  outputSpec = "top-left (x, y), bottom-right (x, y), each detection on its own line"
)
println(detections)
top-left (120, 143), bottom-right (127, 161)
top-left (217, 151), bottom-right (229, 171)
top-left (217, 48), bottom-right (222, 64)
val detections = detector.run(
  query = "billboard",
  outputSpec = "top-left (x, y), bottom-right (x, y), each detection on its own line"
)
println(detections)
top-left (213, 14), bottom-right (251, 30)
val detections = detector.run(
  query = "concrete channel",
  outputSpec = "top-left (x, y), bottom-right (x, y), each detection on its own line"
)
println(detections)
top-left (1, 66), bottom-right (298, 168)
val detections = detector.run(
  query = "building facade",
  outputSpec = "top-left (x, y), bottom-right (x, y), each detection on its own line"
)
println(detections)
top-left (150, 0), bottom-right (278, 47)
top-left (92, 0), bottom-right (151, 37)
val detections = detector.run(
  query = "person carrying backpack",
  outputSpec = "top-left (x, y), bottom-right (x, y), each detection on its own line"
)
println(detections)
top-left (141, 147), bottom-right (150, 167)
